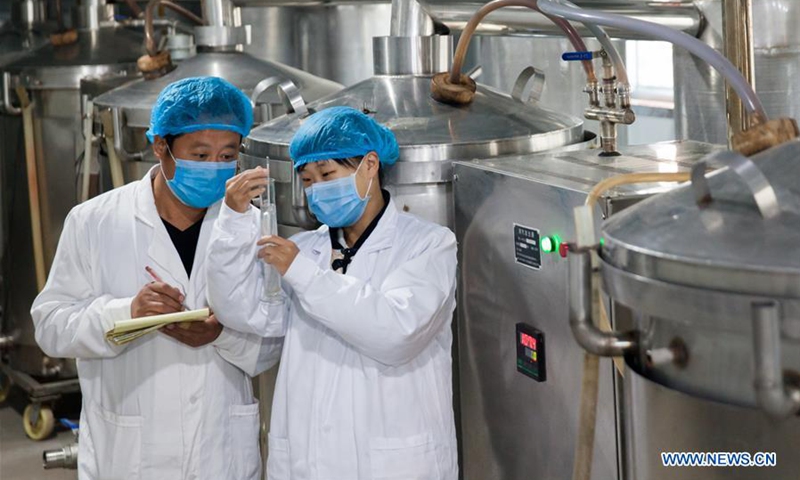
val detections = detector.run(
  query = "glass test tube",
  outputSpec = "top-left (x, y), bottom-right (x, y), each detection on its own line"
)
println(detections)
top-left (261, 177), bottom-right (282, 301)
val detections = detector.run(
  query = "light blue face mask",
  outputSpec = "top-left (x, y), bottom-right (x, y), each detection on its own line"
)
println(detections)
top-left (305, 160), bottom-right (372, 228)
top-left (164, 147), bottom-right (237, 209)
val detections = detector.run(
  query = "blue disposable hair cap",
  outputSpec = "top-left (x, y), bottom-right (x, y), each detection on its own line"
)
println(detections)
top-left (289, 106), bottom-right (399, 170)
top-left (146, 76), bottom-right (254, 142)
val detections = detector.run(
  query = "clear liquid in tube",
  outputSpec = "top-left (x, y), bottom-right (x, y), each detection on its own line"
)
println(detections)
top-left (261, 178), bottom-right (282, 301)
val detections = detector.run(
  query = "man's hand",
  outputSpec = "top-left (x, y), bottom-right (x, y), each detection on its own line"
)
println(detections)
top-left (131, 282), bottom-right (184, 318)
top-left (161, 314), bottom-right (223, 348)
top-left (225, 167), bottom-right (269, 213)
top-left (257, 235), bottom-right (300, 276)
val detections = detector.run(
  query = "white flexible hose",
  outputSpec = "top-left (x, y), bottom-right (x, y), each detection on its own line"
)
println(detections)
top-left (538, 0), bottom-right (768, 121)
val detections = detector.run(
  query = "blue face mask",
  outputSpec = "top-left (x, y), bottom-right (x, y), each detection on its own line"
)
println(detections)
top-left (164, 148), bottom-right (237, 209)
top-left (305, 160), bottom-right (372, 228)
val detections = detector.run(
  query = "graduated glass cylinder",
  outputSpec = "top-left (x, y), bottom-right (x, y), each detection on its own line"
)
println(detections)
top-left (261, 177), bottom-right (282, 301)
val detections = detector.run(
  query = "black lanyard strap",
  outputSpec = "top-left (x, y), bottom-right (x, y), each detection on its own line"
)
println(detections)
top-left (330, 190), bottom-right (390, 274)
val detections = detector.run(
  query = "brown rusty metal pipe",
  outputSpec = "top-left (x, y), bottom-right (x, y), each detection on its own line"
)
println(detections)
top-left (449, 0), bottom-right (596, 85)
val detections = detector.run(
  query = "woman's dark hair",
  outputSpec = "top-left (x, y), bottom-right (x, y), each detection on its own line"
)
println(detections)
top-left (163, 134), bottom-right (180, 150)
top-left (299, 156), bottom-right (384, 186)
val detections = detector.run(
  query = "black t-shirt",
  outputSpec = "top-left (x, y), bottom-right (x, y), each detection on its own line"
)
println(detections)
top-left (162, 217), bottom-right (204, 277)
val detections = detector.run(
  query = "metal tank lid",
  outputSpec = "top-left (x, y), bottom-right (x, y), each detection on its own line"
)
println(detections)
top-left (600, 139), bottom-right (800, 298)
top-left (3, 26), bottom-right (144, 88)
top-left (245, 75), bottom-right (584, 162)
top-left (0, 24), bottom-right (55, 67)
top-left (92, 51), bottom-right (343, 129)
top-left (245, 36), bottom-right (583, 162)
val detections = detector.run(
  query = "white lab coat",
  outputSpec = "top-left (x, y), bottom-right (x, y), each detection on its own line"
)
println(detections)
top-left (206, 198), bottom-right (459, 480)
top-left (31, 169), bottom-right (281, 480)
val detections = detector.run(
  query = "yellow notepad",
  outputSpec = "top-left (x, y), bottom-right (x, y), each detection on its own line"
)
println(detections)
top-left (105, 308), bottom-right (210, 346)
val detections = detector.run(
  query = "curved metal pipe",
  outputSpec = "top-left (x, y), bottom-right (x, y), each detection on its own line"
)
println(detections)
top-left (449, 0), bottom-right (596, 84)
top-left (537, 0), bottom-right (768, 123)
top-left (2, 73), bottom-right (21, 116)
top-left (568, 249), bottom-right (637, 356)
top-left (752, 301), bottom-right (800, 418)
top-left (418, 0), bottom-right (701, 38)
top-left (111, 108), bottom-right (146, 161)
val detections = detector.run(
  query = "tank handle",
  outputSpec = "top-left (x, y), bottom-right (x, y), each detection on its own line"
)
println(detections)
top-left (691, 150), bottom-right (780, 219)
top-left (511, 66), bottom-right (546, 106)
top-left (2, 73), bottom-right (21, 116)
top-left (251, 77), bottom-right (308, 123)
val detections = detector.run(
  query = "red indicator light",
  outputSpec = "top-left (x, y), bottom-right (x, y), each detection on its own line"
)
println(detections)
top-left (559, 243), bottom-right (569, 258)
top-left (521, 333), bottom-right (537, 350)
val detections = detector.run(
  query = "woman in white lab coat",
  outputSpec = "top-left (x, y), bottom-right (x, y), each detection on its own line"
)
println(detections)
top-left (206, 106), bottom-right (459, 480)
top-left (31, 77), bottom-right (279, 480)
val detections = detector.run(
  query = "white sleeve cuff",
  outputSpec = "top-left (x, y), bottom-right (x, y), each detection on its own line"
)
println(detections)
top-left (212, 327), bottom-right (241, 351)
top-left (282, 254), bottom-right (319, 293)
top-left (102, 297), bottom-right (134, 330)
top-left (217, 200), bottom-right (258, 235)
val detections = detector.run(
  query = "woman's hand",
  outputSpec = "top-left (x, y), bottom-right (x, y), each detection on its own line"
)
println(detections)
top-left (225, 167), bottom-right (269, 213)
top-left (258, 236), bottom-right (300, 276)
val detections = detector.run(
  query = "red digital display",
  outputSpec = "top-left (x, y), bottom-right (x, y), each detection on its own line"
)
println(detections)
top-left (517, 323), bottom-right (546, 382)
top-left (520, 332), bottom-right (537, 351)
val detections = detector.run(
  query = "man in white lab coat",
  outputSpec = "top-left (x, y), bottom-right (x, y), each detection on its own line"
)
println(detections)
top-left (206, 106), bottom-right (459, 479)
top-left (31, 77), bottom-right (278, 480)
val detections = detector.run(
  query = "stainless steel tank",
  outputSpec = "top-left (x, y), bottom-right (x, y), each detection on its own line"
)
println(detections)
top-left (92, 4), bottom-right (343, 184)
top-left (1, 3), bottom-right (143, 383)
top-left (92, 51), bottom-right (343, 180)
top-left (245, 34), bottom-right (586, 233)
top-left (569, 140), bottom-right (800, 479)
top-left (453, 140), bottom-right (719, 480)
top-left (241, 3), bottom-right (392, 87)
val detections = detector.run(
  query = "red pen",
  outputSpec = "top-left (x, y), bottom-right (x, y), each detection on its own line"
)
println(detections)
top-left (145, 266), bottom-right (187, 310)
top-left (145, 266), bottom-right (164, 283)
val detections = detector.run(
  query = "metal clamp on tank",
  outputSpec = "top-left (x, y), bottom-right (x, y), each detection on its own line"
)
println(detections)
top-left (567, 204), bottom-right (638, 357)
top-left (691, 150), bottom-right (781, 219)
top-left (511, 66), bottom-right (546, 106)
top-left (250, 76), bottom-right (307, 123)
top-left (248, 76), bottom-right (315, 228)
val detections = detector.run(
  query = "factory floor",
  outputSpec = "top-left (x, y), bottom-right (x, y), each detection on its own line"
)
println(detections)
top-left (0, 387), bottom-right (77, 480)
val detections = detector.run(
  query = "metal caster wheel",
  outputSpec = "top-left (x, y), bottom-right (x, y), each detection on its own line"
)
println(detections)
top-left (23, 403), bottom-right (55, 441)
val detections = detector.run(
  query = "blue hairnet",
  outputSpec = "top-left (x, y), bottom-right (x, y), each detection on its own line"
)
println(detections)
top-left (146, 76), bottom-right (253, 142)
top-left (289, 106), bottom-right (400, 169)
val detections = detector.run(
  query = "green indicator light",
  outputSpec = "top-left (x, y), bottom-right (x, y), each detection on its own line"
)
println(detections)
top-left (600, 238), bottom-right (606, 247)
top-left (552, 234), bottom-right (562, 251)
top-left (541, 236), bottom-right (554, 253)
